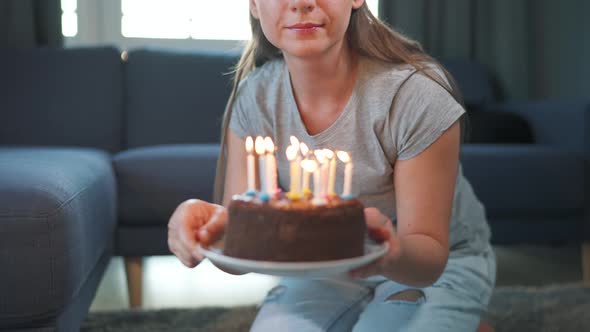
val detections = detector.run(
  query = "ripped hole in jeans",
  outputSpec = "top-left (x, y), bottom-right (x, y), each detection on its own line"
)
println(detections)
top-left (385, 289), bottom-right (425, 305)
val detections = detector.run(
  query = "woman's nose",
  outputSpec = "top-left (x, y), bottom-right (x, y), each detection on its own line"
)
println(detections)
top-left (289, 0), bottom-right (316, 13)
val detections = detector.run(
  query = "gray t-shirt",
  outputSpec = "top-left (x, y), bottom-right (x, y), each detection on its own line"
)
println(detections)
top-left (229, 56), bottom-right (491, 256)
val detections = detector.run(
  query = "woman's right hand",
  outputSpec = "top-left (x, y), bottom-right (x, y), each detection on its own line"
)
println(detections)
top-left (167, 199), bottom-right (227, 268)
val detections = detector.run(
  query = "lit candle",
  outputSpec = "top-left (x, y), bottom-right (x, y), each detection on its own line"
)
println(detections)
top-left (299, 142), bottom-right (310, 196)
top-left (245, 136), bottom-right (256, 195)
top-left (324, 149), bottom-right (336, 197)
top-left (264, 136), bottom-right (277, 194)
top-left (286, 145), bottom-right (301, 200)
top-left (300, 158), bottom-right (311, 196)
top-left (289, 136), bottom-right (302, 197)
top-left (337, 151), bottom-right (353, 198)
top-left (300, 142), bottom-right (309, 157)
top-left (313, 168), bottom-right (323, 204)
top-left (290, 136), bottom-right (300, 153)
top-left (255, 136), bottom-right (266, 194)
top-left (320, 149), bottom-right (331, 197)
top-left (314, 150), bottom-right (328, 198)
top-left (301, 159), bottom-right (323, 205)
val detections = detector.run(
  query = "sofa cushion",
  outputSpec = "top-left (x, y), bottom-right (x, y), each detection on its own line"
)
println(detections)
top-left (113, 144), bottom-right (219, 226)
top-left (0, 47), bottom-right (124, 152)
top-left (460, 144), bottom-right (585, 219)
top-left (440, 59), bottom-right (495, 110)
top-left (0, 148), bottom-right (116, 326)
top-left (125, 49), bottom-right (239, 148)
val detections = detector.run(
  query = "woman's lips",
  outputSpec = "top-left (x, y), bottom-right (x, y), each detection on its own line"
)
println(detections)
top-left (287, 23), bottom-right (324, 33)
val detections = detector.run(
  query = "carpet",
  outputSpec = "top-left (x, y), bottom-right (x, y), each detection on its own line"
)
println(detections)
top-left (82, 283), bottom-right (590, 332)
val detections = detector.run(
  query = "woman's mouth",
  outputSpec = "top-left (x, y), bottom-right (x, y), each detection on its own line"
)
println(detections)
top-left (287, 23), bottom-right (324, 33)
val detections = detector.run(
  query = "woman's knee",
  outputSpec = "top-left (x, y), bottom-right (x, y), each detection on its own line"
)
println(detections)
top-left (252, 280), bottom-right (372, 332)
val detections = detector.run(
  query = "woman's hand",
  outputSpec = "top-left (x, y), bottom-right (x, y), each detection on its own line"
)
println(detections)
top-left (349, 207), bottom-right (402, 279)
top-left (167, 199), bottom-right (227, 268)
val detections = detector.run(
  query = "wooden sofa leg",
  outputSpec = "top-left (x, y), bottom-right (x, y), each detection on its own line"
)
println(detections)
top-left (583, 243), bottom-right (590, 285)
top-left (124, 256), bottom-right (143, 308)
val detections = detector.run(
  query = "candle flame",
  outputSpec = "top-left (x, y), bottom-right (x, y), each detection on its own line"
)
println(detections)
top-left (264, 136), bottom-right (275, 153)
top-left (255, 136), bottom-right (265, 155)
top-left (245, 136), bottom-right (253, 153)
top-left (301, 159), bottom-right (318, 173)
top-left (286, 145), bottom-right (298, 161)
top-left (323, 149), bottom-right (334, 159)
top-left (300, 142), bottom-right (309, 156)
top-left (314, 149), bottom-right (327, 164)
top-left (289, 136), bottom-right (300, 150)
top-left (337, 151), bottom-right (351, 163)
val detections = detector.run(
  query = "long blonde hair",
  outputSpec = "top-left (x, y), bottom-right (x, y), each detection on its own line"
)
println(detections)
top-left (213, 3), bottom-right (466, 204)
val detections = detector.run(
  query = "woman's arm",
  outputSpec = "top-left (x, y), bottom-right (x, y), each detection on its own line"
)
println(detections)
top-left (197, 129), bottom-right (248, 248)
top-left (167, 130), bottom-right (249, 274)
top-left (222, 130), bottom-right (249, 206)
top-left (200, 129), bottom-right (249, 274)
top-left (351, 121), bottom-right (460, 287)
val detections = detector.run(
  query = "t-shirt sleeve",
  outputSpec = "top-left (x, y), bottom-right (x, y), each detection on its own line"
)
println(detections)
top-left (228, 80), bottom-right (259, 139)
top-left (390, 70), bottom-right (465, 161)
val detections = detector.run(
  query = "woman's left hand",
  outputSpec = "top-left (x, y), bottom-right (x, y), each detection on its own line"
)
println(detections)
top-left (349, 207), bottom-right (402, 279)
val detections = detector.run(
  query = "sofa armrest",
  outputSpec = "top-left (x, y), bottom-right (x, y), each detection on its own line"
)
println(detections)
top-left (485, 100), bottom-right (589, 160)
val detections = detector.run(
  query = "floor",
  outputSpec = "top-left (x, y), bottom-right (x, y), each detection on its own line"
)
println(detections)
top-left (89, 243), bottom-right (583, 312)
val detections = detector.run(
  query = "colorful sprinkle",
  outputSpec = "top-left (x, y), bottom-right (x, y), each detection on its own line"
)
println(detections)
top-left (259, 193), bottom-right (270, 203)
top-left (286, 192), bottom-right (301, 201)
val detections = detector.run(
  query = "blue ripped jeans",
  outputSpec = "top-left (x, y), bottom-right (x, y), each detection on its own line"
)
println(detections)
top-left (250, 245), bottom-right (496, 332)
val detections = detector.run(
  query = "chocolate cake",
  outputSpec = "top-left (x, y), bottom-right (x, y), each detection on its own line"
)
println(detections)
top-left (223, 195), bottom-right (366, 262)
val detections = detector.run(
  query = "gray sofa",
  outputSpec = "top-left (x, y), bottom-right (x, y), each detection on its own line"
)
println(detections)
top-left (0, 47), bottom-right (233, 331)
top-left (0, 46), bottom-right (587, 331)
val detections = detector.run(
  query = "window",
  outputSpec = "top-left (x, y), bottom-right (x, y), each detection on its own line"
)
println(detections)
top-left (120, 0), bottom-right (379, 41)
top-left (63, 0), bottom-right (380, 50)
top-left (121, 0), bottom-right (252, 40)
top-left (61, 0), bottom-right (78, 37)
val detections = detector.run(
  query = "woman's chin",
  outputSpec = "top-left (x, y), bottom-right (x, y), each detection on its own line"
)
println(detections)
top-left (282, 45), bottom-right (333, 59)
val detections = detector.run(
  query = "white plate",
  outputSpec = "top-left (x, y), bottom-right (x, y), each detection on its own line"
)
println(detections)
top-left (198, 241), bottom-right (389, 278)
